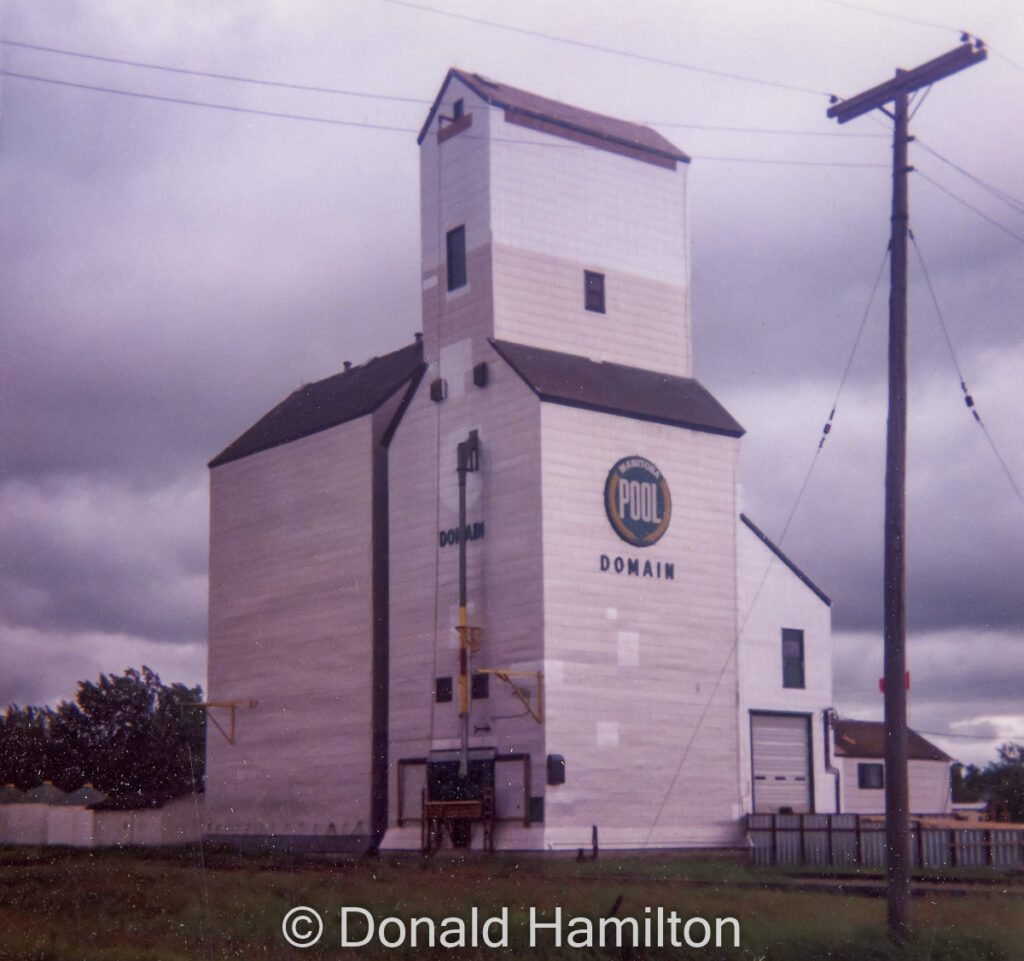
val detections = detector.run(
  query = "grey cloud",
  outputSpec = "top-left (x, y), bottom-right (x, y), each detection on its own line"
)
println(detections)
top-left (1, 0), bottom-right (1020, 752)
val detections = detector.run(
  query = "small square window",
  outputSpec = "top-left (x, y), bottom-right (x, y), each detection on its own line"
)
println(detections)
top-left (452, 99), bottom-right (464, 120)
top-left (584, 270), bottom-right (605, 313)
top-left (858, 762), bottom-right (885, 790)
top-left (446, 225), bottom-right (466, 291)
top-left (782, 628), bottom-right (805, 689)
top-left (435, 676), bottom-right (453, 703)
top-left (471, 673), bottom-right (489, 700)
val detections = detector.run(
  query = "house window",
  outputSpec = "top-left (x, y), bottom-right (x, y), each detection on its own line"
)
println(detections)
top-left (858, 762), bottom-right (885, 790)
top-left (782, 628), bottom-right (805, 689)
top-left (471, 673), bottom-right (489, 700)
top-left (435, 676), bottom-right (453, 703)
top-left (446, 225), bottom-right (466, 291)
top-left (584, 270), bottom-right (605, 313)
top-left (453, 98), bottom-right (464, 120)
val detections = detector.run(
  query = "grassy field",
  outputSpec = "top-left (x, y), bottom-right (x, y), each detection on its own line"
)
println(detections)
top-left (0, 846), bottom-right (1022, 960)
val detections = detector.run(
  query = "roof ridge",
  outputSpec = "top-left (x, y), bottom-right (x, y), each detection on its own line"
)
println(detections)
top-left (489, 338), bottom-right (743, 438)
top-left (419, 67), bottom-right (688, 163)
top-left (740, 513), bottom-right (831, 607)
top-left (209, 339), bottom-right (424, 468)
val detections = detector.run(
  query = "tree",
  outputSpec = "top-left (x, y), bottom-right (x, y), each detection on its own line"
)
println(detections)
top-left (0, 706), bottom-right (50, 790)
top-left (950, 761), bottom-right (986, 804)
top-left (1, 667), bottom-right (205, 799)
top-left (984, 742), bottom-right (1024, 823)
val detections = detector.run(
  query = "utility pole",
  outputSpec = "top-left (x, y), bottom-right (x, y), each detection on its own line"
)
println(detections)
top-left (827, 41), bottom-right (986, 940)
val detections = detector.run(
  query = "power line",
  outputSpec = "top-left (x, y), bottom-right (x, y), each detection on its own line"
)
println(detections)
top-left (915, 140), bottom-right (1024, 217)
top-left (911, 231), bottom-right (1024, 512)
top-left (758, 241), bottom-right (888, 569)
top-left (696, 154), bottom-right (884, 168)
top-left (0, 37), bottom-right (433, 104)
top-left (0, 69), bottom-right (421, 132)
top-left (378, 0), bottom-right (828, 97)
top-left (651, 120), bottom-right (886, 138)
top-left (1, 69), bottom-right (889, 170)
top-left (1, 35), bottom-right (893, 141)
top-left (643, 240), bottom-right (890, 845)
top-left (917, 728), bottom-right (1019, 741)
top-left (991, 48), bottom-right (1024, 77)
top-left (819, 0), bottom-right (962, 35)
top-left (915, 169), bottom-right (1024, 244)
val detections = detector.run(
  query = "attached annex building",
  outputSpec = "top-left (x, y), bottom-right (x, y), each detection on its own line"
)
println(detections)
top-left (204, 70), bottom-right (838, 852)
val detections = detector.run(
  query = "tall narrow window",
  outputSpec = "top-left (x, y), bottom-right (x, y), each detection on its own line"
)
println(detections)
top-left (584, 270), bottom-right (605, 313)
top-left (782, 628), bottom-right (805, 689)
top-left (446, 225), bottom-right (467, 291)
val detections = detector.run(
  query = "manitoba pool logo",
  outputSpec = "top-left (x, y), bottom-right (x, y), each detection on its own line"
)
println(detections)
top-left (604, 456), bottom-right (671, 548)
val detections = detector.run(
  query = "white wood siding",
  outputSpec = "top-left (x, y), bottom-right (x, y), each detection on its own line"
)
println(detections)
top-left (419, 77), bottom-right (691, 378)
top-left (206, 418), bottom-right (376, 839)
top-left (539, 404), bottom-right (742, 849)
top-left (839, 757), bottom-right (952, 815)
top-left (737, 520), bottom-right (835, 814)
top-left (489, 111), bottom-right (691, 377)
top-left (382, 341), bottom-right (547, 850)
top-left (419, 83), bottom-right (493, 367)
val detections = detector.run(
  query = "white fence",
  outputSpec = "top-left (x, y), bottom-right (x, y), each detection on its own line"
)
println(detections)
top-left (0, 794), bottom-right (204, 847)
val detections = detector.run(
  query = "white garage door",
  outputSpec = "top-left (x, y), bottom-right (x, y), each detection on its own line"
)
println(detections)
top-left (751, 713), bottom-right (812, 813)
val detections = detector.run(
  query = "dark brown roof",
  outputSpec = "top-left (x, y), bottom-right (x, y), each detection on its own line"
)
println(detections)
top-left (833, 719), bottom-right (952, 762)
top-left (490, 339), bottom-right (743, 438)
top-left (741, 514), bottom-right (831, 606)
top-left (419, 68), bottom-right (689, 164)
top-left (209, 341), bottom-right (425, 468)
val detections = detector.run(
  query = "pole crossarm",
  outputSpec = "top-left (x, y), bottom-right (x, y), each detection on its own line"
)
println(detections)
top-left (827, 42), bottom-right (986, 124)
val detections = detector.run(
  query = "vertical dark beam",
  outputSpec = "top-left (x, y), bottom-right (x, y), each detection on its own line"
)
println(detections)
top-left (369, 423), bottom-right (391, 847)
top-left (523, 755), bottom-right (531, 827)
top-left (883, 83), bottom-right (911, 939)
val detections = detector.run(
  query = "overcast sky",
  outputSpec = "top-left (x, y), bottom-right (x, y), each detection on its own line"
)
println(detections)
top-left (1, 0), bottom-right (1021, 768)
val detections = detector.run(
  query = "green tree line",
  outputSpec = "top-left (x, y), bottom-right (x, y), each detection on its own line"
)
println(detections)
top-left (952, 743), bottom-right (1024, 822)
top-left (0, 667), bottom-right (204, 799)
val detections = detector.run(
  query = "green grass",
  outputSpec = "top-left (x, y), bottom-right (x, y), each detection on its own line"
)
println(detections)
top-left (0, 846), bottom-right (1021, 960)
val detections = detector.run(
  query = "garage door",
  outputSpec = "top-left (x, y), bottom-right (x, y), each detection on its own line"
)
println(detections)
top-left (751, 713), bottom-right (812, 813)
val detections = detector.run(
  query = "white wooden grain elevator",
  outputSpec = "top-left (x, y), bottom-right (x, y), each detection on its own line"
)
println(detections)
top-left (204, 70), bottom-right (836, 853)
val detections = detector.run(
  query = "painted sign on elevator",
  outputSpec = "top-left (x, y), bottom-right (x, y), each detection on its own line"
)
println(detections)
top-left (604, 456), bottom-right (671, 547)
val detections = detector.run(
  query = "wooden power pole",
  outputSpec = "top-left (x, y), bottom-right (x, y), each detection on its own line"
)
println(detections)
top-left (827, 41), bottom-right (986, 940)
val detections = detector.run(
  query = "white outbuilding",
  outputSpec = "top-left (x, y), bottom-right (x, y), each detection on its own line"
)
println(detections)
top-left (831, 718), bottom-right (953, 815)
top-left (204, 69), bottom-right (838, 852)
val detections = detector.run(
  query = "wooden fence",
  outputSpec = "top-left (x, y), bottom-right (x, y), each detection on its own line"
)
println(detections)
top-left (747, 813), bottom-right (1024, 870)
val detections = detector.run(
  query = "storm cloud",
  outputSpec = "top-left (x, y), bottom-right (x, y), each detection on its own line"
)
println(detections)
top-left (2, 0), bottom-right (1021, 766)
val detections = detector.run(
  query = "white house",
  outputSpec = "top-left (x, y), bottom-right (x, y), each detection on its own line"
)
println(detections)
top-left (831, 718), bottom-right (953, 815)
top-left (204, 69), bottom-right (838, 853)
